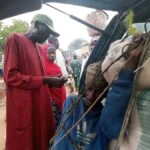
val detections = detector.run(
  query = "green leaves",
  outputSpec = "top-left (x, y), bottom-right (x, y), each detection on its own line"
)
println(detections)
top-left (0, 19), bottom-right (29, 52)
top-left (124, 9), bottom-right (138, 35)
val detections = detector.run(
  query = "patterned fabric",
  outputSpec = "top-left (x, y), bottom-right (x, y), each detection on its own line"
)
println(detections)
top-left (137, 90), bottom-right (150, 150)
top-left (114, 90), bottom-right (150, 150)
top-left (71, 59), bottom-right (81, 78)
top-left (71, 59), bottom-right (81, 89)
top-left (51, 100), bottom-right (62, 128)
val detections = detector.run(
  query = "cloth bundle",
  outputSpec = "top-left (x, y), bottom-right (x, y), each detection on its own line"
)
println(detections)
top-left (101, 38), bottom-right (132, 84)
top-left (102, 35), bottom-right (150, 90)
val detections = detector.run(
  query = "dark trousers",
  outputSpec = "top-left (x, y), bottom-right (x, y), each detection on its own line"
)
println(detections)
top-left (73, 76), bottom-right (80, 90)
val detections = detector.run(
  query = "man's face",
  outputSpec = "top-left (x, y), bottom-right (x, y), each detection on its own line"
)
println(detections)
top-left (47, 50), bottom-right (56, 62)
top-left (32, 22), bottom-right (51, 43)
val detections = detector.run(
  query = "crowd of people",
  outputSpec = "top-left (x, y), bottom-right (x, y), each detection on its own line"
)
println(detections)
top-left (3, 13), bottom-right (142, 150)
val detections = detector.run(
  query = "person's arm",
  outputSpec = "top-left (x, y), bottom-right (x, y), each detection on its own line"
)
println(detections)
top-left (100, 69), bottom-right (134, 139)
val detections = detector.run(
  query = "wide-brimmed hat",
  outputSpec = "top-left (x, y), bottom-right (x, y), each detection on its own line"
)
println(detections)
top-left (32, 14), bottom-right (59, 37)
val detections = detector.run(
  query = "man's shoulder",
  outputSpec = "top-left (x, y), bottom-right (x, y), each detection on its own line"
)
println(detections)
top-left (9, 32), bottom-right (23, 38)
top-left (8, 32), bottom-right (24, 41)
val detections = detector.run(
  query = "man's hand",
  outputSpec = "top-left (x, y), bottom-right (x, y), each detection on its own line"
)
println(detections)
top-left (124, 48), bottom-right (142, 71)
top-left (43, 76), bottom-right (68, 87)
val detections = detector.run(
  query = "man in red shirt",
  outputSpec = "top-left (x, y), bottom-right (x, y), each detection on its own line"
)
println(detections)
top-left (4, 14), bottom-right (66, 150)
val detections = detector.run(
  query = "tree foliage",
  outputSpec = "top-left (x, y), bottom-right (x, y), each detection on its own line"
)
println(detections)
top-left (68, 38), bottom-right (87, 51)
top-left (0, 19), bottom-right (29, 52)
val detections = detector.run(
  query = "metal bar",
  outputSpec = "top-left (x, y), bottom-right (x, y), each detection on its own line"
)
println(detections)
top-left (45, 3), bottom-right (70, 16)
top-left (44, 3), bottom-right (107, 35)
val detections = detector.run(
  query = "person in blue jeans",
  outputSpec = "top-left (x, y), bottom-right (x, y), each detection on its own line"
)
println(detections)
top-left (51, 49), bottom-right (141, 150)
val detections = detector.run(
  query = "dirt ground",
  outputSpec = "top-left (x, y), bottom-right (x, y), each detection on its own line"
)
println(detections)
top-left (0, 77), bottom-right (6, 150)
top-left (0, 97), bottom-right (6, 150)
